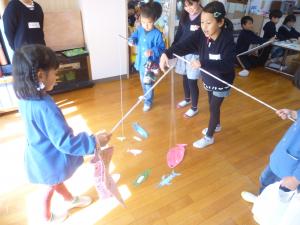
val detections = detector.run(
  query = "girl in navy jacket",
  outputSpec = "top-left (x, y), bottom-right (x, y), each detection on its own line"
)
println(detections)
top-left (160, 1), bottom-right (235, 149)
top-left (3, 0), bottom-right (46, 51)
top-left (172, 0), bottom-right (202, 118)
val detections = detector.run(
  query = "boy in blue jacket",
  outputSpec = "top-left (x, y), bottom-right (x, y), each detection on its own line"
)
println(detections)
top-left (129, 0), bottom-right (165, 112)
top-left (242, 68), bottom-right (300, 203)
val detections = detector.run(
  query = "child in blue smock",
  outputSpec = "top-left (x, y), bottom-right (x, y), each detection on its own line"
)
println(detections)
top-left (12, 45), bottom-right (111, 223)
top-left (241, 68), bottom-right (300, 203)
top-left (129, 0), bottom-right (165, 112)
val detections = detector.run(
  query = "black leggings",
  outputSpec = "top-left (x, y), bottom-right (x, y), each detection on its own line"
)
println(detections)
top-left (183, 75), bottom-right (199, 110)
top-left (206, 91), bottom-right (224, 138)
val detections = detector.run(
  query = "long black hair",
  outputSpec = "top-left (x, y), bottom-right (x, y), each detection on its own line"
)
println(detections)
top-left (12, 44), bottom-right (59, 99)
top-left (140, 0), bottom-right (162, 21)
top-left (179, 0), bottom-right (202, 25)
top-left (202, 1), bottom-right (233, 32)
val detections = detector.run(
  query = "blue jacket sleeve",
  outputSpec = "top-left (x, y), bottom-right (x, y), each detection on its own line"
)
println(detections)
top-left (129, 27), bottom-right (139, 45)
top-left (201, 35), bottom-right (236, 74)
top-left (292, 110), bottom-right (300, 181)
top-left (38, 103), bottom-right (96, 156)
top-left (151, 32), bottom-right (165, 60)
top-left (3, 2), bottom-right (18, 50)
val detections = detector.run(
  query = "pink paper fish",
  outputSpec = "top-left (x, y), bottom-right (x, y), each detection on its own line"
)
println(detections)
top-left (167, 144), bottom-right (187, 168)
top-left (91, 146), bottom-right (125, 207)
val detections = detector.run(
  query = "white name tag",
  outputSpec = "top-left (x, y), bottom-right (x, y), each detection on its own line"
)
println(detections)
top-left (28, 22), bottom-right (40, 29)
top-left (190, 25), bottom-right (200, 31)
top-left (209, 54), bottom-right (221, 60)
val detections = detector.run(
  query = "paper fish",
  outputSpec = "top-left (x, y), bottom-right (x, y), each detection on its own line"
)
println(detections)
top-left (133, 136), bottom-right (142, 142)
top-left (167, 144), bottom-right (187, 168)
top-left (117, 136), bottom-right (126, 142)
top-left (132, 122), bottom-right (149, 139)
top-left (127, 149), bottom-right (143, 156)
top-left (91, 146), bottom-right (125, 207)
top-left (157, 170), bottom-right (181, 188)
top-left (133, 169), bottom-right (151, 186)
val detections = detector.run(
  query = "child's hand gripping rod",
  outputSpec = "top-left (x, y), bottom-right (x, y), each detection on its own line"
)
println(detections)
top-left (174, 53), bottom-right (296, 123)
top-left (110, 34), bottom-right (175, 133)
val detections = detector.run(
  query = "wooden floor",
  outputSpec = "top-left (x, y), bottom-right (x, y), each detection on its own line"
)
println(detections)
top-left (0, 67), bottom-right (299, 225)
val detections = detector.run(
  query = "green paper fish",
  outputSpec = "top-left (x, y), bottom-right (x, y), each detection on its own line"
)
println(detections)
top-left (133, 169), bottom-right (151, 186)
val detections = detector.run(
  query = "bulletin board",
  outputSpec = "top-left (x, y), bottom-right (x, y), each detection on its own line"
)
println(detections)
top-left (44, 10), bottom-right (85, 51)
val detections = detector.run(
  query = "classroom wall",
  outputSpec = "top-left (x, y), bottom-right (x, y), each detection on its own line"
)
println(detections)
top-left (0, 0), bottom-right (78, 15)
top-left (79, 0), bottom-right (128, 79)
top-left (34, 0), bottom-right (79, 12)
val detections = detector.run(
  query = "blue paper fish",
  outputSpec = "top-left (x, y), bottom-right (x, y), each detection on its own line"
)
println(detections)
top-left (157, 170), bottom-right (181, 188)
top-left (132, 122), bottom-right (149, 139)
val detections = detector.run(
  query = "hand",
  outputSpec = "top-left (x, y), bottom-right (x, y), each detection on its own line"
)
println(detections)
top-left (159, 53), bottom-right (170, 72)
top-left (191, 60), bottom-right (201, 69)
top-left (281, 176), bottom-right (300, 191)
top-left (276, 109), bottom-right (297, 120)
top-left (144, 49), bottom-right (153, 57)
top-left (269, 36), bottom-right (276, 42)
top-left (128, 39), bottom-right (135, 47)
top-left (95, 131), bottom-right (112, 147)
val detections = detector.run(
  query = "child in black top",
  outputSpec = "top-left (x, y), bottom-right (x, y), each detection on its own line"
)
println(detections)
top-left (160, 1), bottom-right (235, 149)
top-left (260, 9), bottom-right (282, 65)
top-left (278, 14), bottom-right (300, 41)
top-left (173, 0), bottom-right (202, 118)
top-left (237, 16), bottom-right (274, 76)
top-left (3, 0), bottom-right (45, 51)
top-left (263, 9), bottom-right (283, 39)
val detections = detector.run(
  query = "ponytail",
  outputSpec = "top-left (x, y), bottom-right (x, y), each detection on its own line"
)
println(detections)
top-left (203, 1), bottom-right (232, 31)
top-left (224, 18), bottom-right (233, 32)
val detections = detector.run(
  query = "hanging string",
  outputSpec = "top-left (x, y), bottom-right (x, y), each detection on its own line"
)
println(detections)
top-left (111, 65), bottom-right (175, 134)
top-left (169, 66), bottom-right (177, 148)
top-left (117, 34), bottom-right (126, 140)
top-left (173, 54), bottom-right (296, 123)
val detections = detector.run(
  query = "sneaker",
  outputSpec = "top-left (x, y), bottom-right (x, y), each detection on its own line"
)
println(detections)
top-left (281, 65), bottom-right (288, 71)
top-left (239, 69), bottom-right (249, 77)
top-left (143, 104), bottom-right (151, 112)
top-left (176, 100), bottom-right (191, 108)
top-left (44, 212), bottom-right (68, 224)
top-left (65, 196), bottom-right (92, 210)
top-left (184, 108), bottom-right (199, 118)
top-left (268, 63), bottom-right (281, 69)
top-left (193, 136), bottom-right (214, 149)
top-left (202, 125), bottom-right (222, 135)
top-left (241, 191), bottom-right (257, 203)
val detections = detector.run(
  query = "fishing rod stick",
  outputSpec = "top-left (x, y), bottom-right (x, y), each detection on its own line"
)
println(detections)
top-left (174, 54), bottom-right (295, 122)
top-left (111, 65), bottom-right (175, 133)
